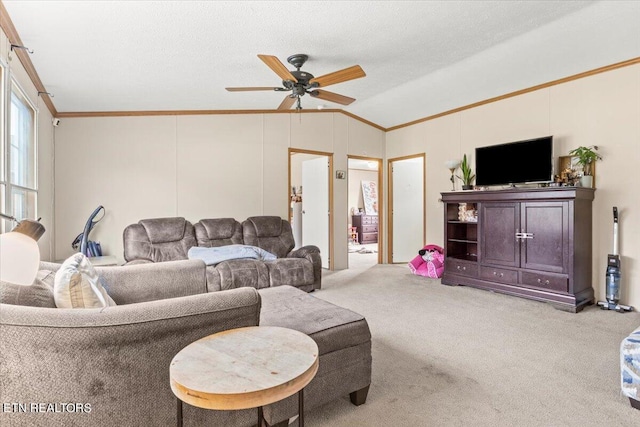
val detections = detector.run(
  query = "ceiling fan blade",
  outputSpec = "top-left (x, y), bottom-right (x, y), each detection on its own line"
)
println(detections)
top-left (226, 87), bottom-right (280, 92)
top-left (278, 96), bottom-right (296, 110)
top-left (309, 89), bottom-right (356, 105)
top-left (309, 65), bottom-right (365, 87)
top-left (258, 54), bottom-right (298, 83)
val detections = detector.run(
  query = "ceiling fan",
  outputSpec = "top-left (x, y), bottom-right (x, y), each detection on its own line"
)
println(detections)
top-left (226, 54), bottom-right (366, 110)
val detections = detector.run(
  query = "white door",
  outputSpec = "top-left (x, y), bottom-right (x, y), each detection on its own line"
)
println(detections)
top-left (391, 157), bottom-right (424, 263)
top-left (302, 157), bottom-right (329, 268)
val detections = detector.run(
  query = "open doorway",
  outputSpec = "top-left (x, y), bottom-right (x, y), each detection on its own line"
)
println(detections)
top-left (348, 156), bottom-right (382, 269)
top-left (289, 149), bottom-right (333, 270)
top-left (388, 154), bottom-right (425, 263)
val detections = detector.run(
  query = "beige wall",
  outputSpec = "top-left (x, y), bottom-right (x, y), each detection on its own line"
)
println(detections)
top-left (54, 113), bottom-right (385, 269)
top-left (1, 28), bottom-right (55, 261)
top-left (385, 63), bottom-right (640, 307)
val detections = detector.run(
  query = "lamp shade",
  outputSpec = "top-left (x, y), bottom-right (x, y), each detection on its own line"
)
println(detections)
top-left (0, 231), bottom-right (40, 285)
top-left (445, 160), bottom-right (461, 170)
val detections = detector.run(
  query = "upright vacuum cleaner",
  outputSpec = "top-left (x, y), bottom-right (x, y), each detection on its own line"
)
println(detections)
top-left (597, 207), bottom-right (633, 312)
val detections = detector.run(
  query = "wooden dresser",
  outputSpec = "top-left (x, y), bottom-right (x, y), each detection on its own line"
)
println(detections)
top-left (352, 215), bottom-right (378, 244)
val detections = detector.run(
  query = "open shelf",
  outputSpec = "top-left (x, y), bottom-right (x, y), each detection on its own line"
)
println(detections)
top-left (448, 238), bottom-right (477, 244)
top-left (448, 253), bottom-right (478, 262)
top-left (446, 202), bottom-right (479, 263)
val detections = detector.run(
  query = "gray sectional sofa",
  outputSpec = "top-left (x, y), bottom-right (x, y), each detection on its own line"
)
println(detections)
top-left (123, 216), bottom-right (321, 292)
top-left (0, 259), bottom-right (372, 427)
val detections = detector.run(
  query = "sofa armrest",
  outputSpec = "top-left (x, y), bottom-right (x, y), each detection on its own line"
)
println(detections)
top-left (288, 245), bottom-right (320, 259)
top-left (288, 245), bottom-right (322, 290)
top-left (0, 288), bottom-right (261, 427)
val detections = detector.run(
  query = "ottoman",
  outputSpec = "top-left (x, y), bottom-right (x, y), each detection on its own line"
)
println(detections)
top-left (258, 285), bottom-right (372, 426)
top-left (621, 326), bottom-right (640, 409)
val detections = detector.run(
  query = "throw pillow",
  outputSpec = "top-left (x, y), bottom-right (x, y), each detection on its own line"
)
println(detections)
top-left (0, 270), bottom-right (56, 308)
top-left (54, 253), bottom-right (116, 308)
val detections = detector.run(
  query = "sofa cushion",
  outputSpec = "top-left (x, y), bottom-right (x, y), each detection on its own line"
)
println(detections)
top-left (247, 216), bottom-right (284, 237)
top-left (54, 253), bottom-right (116, 308)
top-left (266, 259), bottom-right (315, 288)
top-left (124, 217), bottom-right (197, 263)
top-left (195, 218), bottom-right (243, 247)
top-left (259, 286), bottom-right (371, 355)
top-left (140, 217), bottom-right (190, 244)
top-left (0, 270), bottom-right (56, 308)
top-left (243, 217), bottom-right (295, 258)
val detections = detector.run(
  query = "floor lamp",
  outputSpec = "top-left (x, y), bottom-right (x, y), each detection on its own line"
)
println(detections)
top-left (0, 213), bottom-right (45, 285)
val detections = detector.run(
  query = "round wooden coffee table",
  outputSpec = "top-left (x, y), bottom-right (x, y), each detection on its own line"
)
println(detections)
top-left (170, 326), bottom-right (319, 427)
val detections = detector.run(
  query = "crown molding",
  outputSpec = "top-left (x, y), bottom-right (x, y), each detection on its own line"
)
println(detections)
top-left (56, 108), bottom-right (387, 131)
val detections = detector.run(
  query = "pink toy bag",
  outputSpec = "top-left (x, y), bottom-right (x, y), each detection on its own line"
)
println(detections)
top-left (408, 244), bottom-right (444, 278)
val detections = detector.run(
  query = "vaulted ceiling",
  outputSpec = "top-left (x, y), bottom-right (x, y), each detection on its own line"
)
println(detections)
top-left (4, 1), bottom-right (640, 129)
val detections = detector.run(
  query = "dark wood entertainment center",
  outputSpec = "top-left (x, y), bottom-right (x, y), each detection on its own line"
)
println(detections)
top-left (441, 187), bottom-right (595, 312)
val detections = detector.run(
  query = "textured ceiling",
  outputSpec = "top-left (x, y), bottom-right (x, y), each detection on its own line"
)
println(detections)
top-left (4, 1), bottom-right (640, 129)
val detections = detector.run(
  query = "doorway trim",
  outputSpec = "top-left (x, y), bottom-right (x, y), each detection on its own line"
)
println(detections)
top-left (288, 148), bottom-right (334, 270)
top-left (348, 155), bottom-right (383, 265)
top-left (388, 153), bottom-right (426, 264)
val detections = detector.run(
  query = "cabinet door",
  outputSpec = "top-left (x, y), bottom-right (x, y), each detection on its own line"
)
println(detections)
top-left (481, 203), bottom-right (520, 267)
top-left (521, 201), bottom-right (569, 273)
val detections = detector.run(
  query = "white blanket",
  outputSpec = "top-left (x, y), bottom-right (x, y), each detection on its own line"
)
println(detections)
top-left (188, 245), bottom-right (277, 266)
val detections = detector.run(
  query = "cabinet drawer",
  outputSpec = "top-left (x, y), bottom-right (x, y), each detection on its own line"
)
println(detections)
top-left (480, 266), bottom-right (518, 285)
top-left (362, 225), bottom-right (378, 233)
top-left (361, 233), bottom-right (378, 243)
top-left (361, 216), bottom-right (378, 225)
top-left (445, 259), bottom-right (478, 278)
top-left (520, 271), bottom-right (568, 293)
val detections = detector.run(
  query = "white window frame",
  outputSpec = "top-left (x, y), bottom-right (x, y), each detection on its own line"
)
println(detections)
top-left (1, 65), bottom-right (39, 227)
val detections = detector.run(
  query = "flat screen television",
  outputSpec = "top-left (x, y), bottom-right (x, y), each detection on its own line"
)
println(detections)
top-left (475, 136), bottom-right (553, 186)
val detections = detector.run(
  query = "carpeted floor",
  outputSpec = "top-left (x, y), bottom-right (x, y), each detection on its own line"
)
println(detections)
top-left (302, 263), bottom-right (640, 426)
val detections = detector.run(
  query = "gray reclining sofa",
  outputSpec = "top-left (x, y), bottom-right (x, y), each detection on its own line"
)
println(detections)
top-left (0, 259), bottom-right (372, 427)
top-left (123, 216), bottom-right (321, 292)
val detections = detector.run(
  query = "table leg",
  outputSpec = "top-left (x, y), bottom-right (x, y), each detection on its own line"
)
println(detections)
top-left (258, 405), bottom-right (264, 427)
top-left (176, 398), bottom-right (183, 427)
top-left (298, 388), bottom-right (304, 427)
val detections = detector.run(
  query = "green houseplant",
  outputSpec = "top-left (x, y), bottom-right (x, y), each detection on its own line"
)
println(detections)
top-left (456, 154), bottom-right (475, 190)
top-left (568, 145), bottom-right (602, 188)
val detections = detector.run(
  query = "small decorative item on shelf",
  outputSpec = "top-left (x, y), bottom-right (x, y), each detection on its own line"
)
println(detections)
top-left (456, 154), bottom-right (475, 190)
top-left (568, 145), bottom-right (602, 188)
top-left (458, 203), bottom-right (477, 222)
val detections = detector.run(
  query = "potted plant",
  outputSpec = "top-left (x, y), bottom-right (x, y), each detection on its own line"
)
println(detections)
top-left (568, 145), bottom-right (602, 188)
top-left (456, 154), bottom-right (475, 190)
